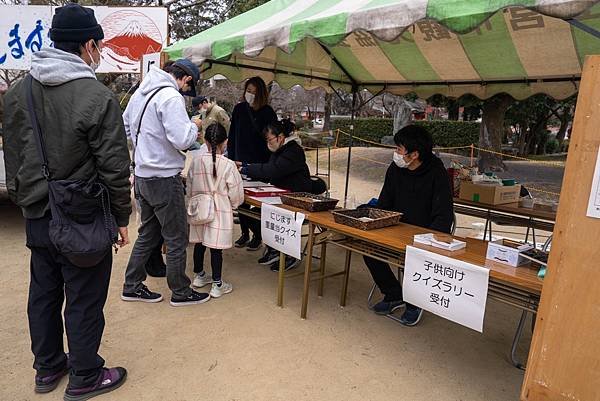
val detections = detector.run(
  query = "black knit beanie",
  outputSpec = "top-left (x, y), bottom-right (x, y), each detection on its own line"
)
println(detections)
top-left (50, 3), bottom-right (104, 43)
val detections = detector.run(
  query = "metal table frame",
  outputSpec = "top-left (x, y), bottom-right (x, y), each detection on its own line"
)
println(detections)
top-left (299, 222), bottom-right (540, 369)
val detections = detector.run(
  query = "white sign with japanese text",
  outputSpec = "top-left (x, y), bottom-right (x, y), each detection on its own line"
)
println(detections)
top-left (0, 5), bottom-right (167, 73)
top-left (261, 204), bottom-right (305, 260)
top-left (141, 52), bottom-right (161, 80)
top-left (586, 146), bottom-right (600, 219)
top-left (403, 246), bottom-right (490, 332)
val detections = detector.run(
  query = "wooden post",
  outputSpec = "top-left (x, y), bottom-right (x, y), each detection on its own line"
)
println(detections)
top-left (521, 55), bottom-right (600, 401)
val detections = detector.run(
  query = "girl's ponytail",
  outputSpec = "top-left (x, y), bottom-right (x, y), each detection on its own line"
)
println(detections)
top-left (204, 123), bottom-right (228, 178)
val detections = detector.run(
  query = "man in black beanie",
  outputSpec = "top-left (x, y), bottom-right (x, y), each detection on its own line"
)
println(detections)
top-left (3, 3), bottom-right (129, 400)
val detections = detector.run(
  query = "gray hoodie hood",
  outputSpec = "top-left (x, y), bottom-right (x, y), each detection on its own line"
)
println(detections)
top-left (30, 48), bottom-right (96, 86)
top-left (139, 66), bottom-right (178, 95)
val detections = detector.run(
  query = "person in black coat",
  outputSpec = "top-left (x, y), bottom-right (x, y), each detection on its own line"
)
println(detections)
top-left (365, 125), bottom-right (454, 326)
top-left (228, 76), bottom-right (278, 251)
top-left (240, 119), bottom-right (324, 271)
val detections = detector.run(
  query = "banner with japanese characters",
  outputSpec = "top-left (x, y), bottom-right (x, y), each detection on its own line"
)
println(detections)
top-left (0, 5), bottom-right (167, 73)
top-left (403, 246), bottom-right (490, 332)
top-left (261, 204), bottom-right (305, 260)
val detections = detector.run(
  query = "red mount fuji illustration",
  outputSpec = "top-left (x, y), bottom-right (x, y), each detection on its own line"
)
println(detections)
top-left (105, 20), bottom-right (162, 62)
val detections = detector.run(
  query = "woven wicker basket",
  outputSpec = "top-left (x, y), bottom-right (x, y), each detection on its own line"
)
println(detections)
top-left (331, 208), bottom-right (402, 230)
top-left (280, 193), bottom-right (339, 212)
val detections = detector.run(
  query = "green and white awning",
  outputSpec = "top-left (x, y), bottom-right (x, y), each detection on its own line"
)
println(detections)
top-left (164, 0), bottom-right (600, 99)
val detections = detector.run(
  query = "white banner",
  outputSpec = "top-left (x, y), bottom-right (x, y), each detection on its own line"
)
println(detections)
top-left (0, 5), bottom-right (167, 73)
top-left (403, 246), bottom-right (490, 332)
top-left (261, 204), bottom-right (305, 260)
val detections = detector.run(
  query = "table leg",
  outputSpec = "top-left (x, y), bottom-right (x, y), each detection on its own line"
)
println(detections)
top-left (317, 242), bottom-right (327, 297)
top-left (340, 249), bottom-right (352, 307)
top-left (277, 251), bottom-right (286, 308)
top-left (510, 310), bottom-right (529, 370)
top-left (300, 223), bottom-right (315, 319)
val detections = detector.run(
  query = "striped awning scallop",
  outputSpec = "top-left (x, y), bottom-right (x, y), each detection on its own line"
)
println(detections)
top-left (164, 0), bottom-right (600, 99)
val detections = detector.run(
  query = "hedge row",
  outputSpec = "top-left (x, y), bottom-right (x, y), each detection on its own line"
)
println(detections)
top-left (330, 118), bottom-right (480, 148)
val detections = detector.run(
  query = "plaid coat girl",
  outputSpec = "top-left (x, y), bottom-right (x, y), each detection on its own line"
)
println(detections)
top-left (187, 152), bottom-right (244, 249)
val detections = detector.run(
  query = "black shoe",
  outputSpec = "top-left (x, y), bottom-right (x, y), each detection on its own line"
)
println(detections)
top-left (121, 285), bottom-right (163, 303)
top-left (372, 299), bottom-right (406, 315)
top-left (246, 236), bottom-right (262, 251)
top-left (170, 290), bottom-right (210, 307)
top-left (63, 367), bottom-right (127, 401)
top-left (258, 248), bottom-right (280, 265)
top-left (35, 363), bottom-right (69, 394)
top-left (270, 256), bottom-right (300, 272)
top-left (398, 307), bottom-right (424, 326)
top-left (235, 234), bottom-right (250, 248)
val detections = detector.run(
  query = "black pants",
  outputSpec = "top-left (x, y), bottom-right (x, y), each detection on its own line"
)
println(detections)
top-left (26, 215), bottom-right (111, 388)
top-left (238, 204), bottom-right (261, 240)
top-left (364, 256), bottom-right (419, 312)
top-left (193, 243), bottom-right (223, 282)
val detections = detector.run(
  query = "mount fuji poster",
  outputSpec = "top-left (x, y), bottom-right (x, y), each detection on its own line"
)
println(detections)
top-left (0, 5), bottom-right (167, 73)
top-left (97, 8), bottom-right (167, 74)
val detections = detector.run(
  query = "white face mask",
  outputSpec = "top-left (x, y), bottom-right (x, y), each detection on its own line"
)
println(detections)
top-left (245, 91), bottom-right (255, 105)
top-left (87, 41), bottom-right (101, 72)
top-left (393, 152), bottom-right (410, 168)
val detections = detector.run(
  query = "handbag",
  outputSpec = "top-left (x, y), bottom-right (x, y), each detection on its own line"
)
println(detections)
top-left (187, 165), bottom-right (225, 225)
top-left (25, 74), bottom-right (117, 268)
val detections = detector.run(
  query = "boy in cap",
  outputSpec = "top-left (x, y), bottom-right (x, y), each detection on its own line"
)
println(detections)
top-left (121, 59), bottom-right (209, 306)
top-left (3, 3), bottom-right (130, 399)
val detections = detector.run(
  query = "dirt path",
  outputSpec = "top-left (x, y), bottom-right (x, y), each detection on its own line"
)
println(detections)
top-left (1, 196), bottom-right (531, 401)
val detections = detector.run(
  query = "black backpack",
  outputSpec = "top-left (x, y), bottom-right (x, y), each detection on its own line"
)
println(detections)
top-left (26, 74), bottom-right (117, 267)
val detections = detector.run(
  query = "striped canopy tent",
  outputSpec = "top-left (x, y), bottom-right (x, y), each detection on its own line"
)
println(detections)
top-left (164, 0), bottom-right (600, 100)
top-left (164, 0), bottom-right (600, 202)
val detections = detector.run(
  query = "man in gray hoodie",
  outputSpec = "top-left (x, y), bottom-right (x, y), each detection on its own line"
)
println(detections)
top-left (121, 60), bottom-right (209, 307)
top-left (3, 4), bottom-right (129, 400)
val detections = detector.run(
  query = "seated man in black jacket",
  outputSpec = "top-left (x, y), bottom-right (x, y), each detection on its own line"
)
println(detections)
top-left (365, 125), bottom-right (453, 326)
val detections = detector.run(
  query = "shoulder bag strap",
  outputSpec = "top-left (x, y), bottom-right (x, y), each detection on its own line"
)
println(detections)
top-left (131, 86), bottom-right (170, 170)
top-left (244, 102), bottom-right (264, 140)
top-left (25, 74), bottom-right (50, 181)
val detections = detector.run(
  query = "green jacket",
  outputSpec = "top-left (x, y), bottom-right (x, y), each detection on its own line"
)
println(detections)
top-left (3, 48), bottom-right (131, 227)
top-left (199, 102), bottom-right (231, 141)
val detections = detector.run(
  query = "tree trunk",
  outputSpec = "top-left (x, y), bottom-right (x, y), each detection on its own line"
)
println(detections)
top-left (478, 94), bottom-right (513, 172)
top-left (556, 112), bottom-right (569, 149)
top-left (447, 99), bottom-right (459, 120)
top-left (323, 92), bottom-right (332, 132)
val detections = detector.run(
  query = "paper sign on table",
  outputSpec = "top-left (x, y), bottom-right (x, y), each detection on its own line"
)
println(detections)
top-left (586, 146), bottom-right (600, 219)
top-left (250, 196), bottom-right (282, 205)
top-left (261, 204), bottom-right (305, 259)
top-left (403, 246), bottom-right (490, 332)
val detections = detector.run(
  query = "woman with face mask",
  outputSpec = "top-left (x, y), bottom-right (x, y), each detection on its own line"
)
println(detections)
top-left (229, 77), bottom-right (278, 251)
top-left (238, 119), bottom-right (319, 271)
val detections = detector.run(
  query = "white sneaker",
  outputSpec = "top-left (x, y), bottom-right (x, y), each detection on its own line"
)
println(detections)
top-left (210, 281), bottom-right (233, 298)
top-left (193, 273), bottom-right (212, 288)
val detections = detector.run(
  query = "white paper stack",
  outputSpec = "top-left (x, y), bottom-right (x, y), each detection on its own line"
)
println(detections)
top-left (413, 234), bottom-right (466, 252)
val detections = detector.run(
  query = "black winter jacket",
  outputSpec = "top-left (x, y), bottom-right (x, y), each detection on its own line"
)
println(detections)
top-left (4, 75), bottom-right (131, 227)
top-left (377, 155), bottom-right (453, 233)
top-left (227, 101), bottom-right (277, 164)
top-left (245, 139), bottom-right (313, 193)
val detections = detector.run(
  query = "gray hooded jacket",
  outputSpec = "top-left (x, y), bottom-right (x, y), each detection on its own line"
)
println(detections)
top-left (3, 48), bottom-right (132, 226)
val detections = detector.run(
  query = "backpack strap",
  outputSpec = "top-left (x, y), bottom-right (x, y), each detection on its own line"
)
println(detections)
top-left (25, 74), bottom-right (50, 180)
top-left (131, 86), bottom-right (170, 170)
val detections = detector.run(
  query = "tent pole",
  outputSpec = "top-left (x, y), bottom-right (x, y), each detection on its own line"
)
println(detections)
top-left (343, 88), bottom-right (358, 207)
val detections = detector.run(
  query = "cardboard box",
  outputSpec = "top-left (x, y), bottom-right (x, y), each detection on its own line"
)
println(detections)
top-left (459, 181), bottom-right (521, 205)
top-left (486, 239), bottom-right (533, 267)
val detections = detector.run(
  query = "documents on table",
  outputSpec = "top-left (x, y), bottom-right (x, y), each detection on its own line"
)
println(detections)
top-left (242, 180), bottom-right (274, 188)
top-left (249, 196), bottom-right (282, 205)
top-left (413, 233), bottom-right (466, 251)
